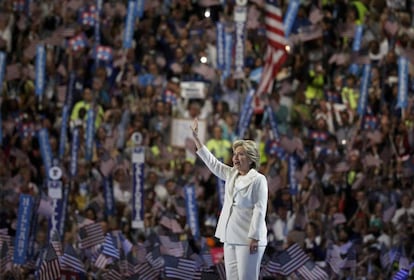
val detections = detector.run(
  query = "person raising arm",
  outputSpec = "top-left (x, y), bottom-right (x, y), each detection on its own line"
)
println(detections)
top-left (191, 118), bottom-right (268, 280)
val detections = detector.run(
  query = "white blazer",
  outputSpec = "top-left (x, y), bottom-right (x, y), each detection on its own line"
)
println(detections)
top-left (197, 146), bottom-right (268, 246)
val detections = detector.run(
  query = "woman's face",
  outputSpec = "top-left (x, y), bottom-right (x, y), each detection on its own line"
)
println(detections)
top-left (233, 145), bottom-right (251, 175)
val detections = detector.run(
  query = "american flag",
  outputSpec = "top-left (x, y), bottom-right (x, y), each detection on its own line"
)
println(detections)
top-left (0, 241), bottom-right (10, 275)
top-left (134, 261), bottom-right (160, 280)
top-left (159, 235), bottom-right (185, 257)
top-left (95, 45), bottom-right (113, 61)
top-left (326, 241), bottom-right (345, 274)
top-left (78, 222), bottom-right (104, 249)
top-left (102, 234), bottom-right (120, 260)
top-left (265, 243), bottom-right (310, 276)
top-left (296, 260), bottom-right (329, 280)
top-left (50, 231), bottom-right (62, 257)
top-left (256, 0), bottom-right (288, 95)
top-left (126, 252), bottom-right (138, 276)
top-left (145, 245), bottom-right (165, 269)
top-left (94, 252), bottom-right (111, 269)
top-left (380, 243), bottom-right (391, 269)
top-left (37, 244), bottom-right (61, 280)
top-left (60, 244), bottom-right (86, 273)
top-left (103, 266), bottom-right (122, 280)
top-left (215, 262), bottom-right (226, 280)
top-left (164, 255), bottom-right (202, 280)
top-left (159, 215), bottom-right (183, 233)
top-left (393, 269), bottom-right (409, 280)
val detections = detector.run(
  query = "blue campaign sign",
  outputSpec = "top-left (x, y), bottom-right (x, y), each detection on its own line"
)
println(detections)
top-left (14, 194), bottom-right (34, 264)
top-left (397, 56), bottom-right (409, 109)
top-left (184, 185), bottom-right (200, 239)
top-left (357, 64), bottom-right (371, 116)
top-left (103, 176), bottom-right (115, 216)
top-left (123, 0), bottom-right (137, 49)
top-left (35, 45), bottom-right (46, 96)
top-left (132, 147), bottom-right (145, 229)
top-left (289, 155), bottom-right (298, 195)
top-left (85, 108), bottom-right (95, 162)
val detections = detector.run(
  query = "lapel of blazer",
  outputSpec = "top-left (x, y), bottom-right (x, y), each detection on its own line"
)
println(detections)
top-left (231, 169), bottom-right (258, 200)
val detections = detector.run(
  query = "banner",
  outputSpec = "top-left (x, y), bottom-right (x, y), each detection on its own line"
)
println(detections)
top-left (94, 0), bottom-right (101, 45)
top-left (48, 198), bottom-right (62, 243)
top-left (27, 208), bottom-right (38, 262)
top-left (397, 56), bottom-right (409, 109)
top-left (136, 0), bottom-right (145, 19)
top-left (58, 105), bottom-right (70, 158)
top-left (234, 21), bottom-right (246, 75)
top-left (283, 0), bottom-right (300, 37)
top-left (357, 64), bottom-right (371, 116)
top-left (59, 183), bottom-right (70, 239)
top-left (223, 29), bottom-right (233, 79)
top-left (132, 146), bottom-right (145, 229)
top-left (237, 89), bottom-right (255, 137)
top-left (103, 176), bottom-right (116, 217)
top-left (123, 0), bottom-right (137, 49)
top-left (70, 127), bottom-right (80, 178)
top-left (184, 184), bottom-right (200, 239)
top-left (38, 128), bottom-right (53, 176)
top-left (349, 25), bottom-right (364, 75)
top-left (266, 105), bottom-right (281, 142)
top-left (216, 22), bottom-right (225, 71)
top-left (65, 72), bottom-right (76, 108)
top-left (288, 155), bottom-right (298, 195)
top-left (85, 108), bottom-right (95, 162)
top-left (35, 45), bottom-right (46, 97)
top-left (13, 194), bottom-right (34, 264)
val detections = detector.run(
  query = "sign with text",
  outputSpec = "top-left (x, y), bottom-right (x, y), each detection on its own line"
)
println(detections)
top-left (170, 118), bottom-right (206, 148)
top-left (180, 81), bottom-right (207, 99)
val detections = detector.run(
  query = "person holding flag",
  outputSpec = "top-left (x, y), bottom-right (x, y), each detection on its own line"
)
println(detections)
top-left (191, 118), bottom-right (268, 280)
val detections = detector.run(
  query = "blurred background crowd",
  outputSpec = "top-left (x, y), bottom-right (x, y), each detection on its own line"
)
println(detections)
top-left (0, 0), bottom-right (414, 279)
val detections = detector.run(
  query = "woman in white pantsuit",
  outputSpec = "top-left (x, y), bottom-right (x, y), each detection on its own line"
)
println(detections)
top-left (191, 119), bottom-right (268, 280)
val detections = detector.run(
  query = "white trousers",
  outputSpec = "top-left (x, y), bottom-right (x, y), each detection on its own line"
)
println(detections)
top-left (223, 243), bottom-right (265, 280)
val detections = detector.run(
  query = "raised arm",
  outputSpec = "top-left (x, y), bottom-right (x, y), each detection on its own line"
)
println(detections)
top-left (191, 118), bottom-right (202, 150)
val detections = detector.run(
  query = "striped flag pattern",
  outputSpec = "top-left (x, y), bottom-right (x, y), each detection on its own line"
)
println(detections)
top-left (102, 234), bottom-right (120, 260)
top-left (103, 266), bottom-right (122, 280)
top-left (38, 244), bottom-right (61, 280)
top-left (134, 261), bottom-right (160, 280)
top-left (78, 223), bottom-right (104, 249)
top-left (265, 243), bottom-right (310, 276)
top-left (60, 244), bottom-right (86, 273)
top-left (393, 269), bottom-right (409, 280)
top-left (296, 260), bottom-right (329, 280)
top-left (164, 255), bottom-right (202, 280)
top-left (215, 262), bottom-right (226, 280)
top-left (50, 231), bottom-right (63, 257)
top-left (256, 0), bottom-right (288, 95)
top-left (0, 241), bottom-right (10, 274)
top-left (145, 245), bottom-right (165, 269)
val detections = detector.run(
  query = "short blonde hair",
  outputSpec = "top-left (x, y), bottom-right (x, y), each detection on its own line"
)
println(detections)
top-left (232, 140), bottom-right (260, 170)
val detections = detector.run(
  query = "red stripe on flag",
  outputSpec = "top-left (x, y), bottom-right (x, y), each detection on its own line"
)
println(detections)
top-left (257, 0), bottom-right (287, 96)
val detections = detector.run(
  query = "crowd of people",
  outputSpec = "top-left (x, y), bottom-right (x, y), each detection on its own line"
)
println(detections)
top-left (0, 0), bottom-right (414, 279)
